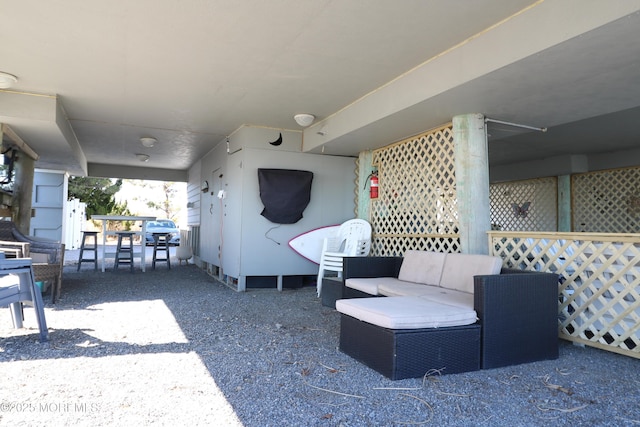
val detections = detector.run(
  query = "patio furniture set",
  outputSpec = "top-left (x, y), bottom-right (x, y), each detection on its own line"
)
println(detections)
top-left (77, 218), bottom-right (172, 272)
top-left (1, 213), bottom-right (560, 372)
top-left (1, 218), bottom-right (174, 343)
top-left (323, 250), bottom-right (559, 380)
top-left (90, 215), bottom-right (156, 272)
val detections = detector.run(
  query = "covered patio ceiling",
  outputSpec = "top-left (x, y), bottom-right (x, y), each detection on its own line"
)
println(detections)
top-left (0, 1), bottom-right (639, 181)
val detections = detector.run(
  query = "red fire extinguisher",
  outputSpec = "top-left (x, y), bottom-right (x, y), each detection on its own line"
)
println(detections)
top-left (369, 171), bottom-right (379, 199)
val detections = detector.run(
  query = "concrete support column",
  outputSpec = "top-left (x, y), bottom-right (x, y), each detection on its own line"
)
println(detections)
top-left (453, 114), bottom-right (490, 254)
top-left (557, 174), bottom-right (571, 231)
top-left (357, 150), bottom-right (373, 220)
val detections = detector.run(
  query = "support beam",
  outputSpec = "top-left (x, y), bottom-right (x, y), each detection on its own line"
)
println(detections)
top-left (303, 2), bottom-right (640, 156)
top-left (88, 163), bottom-right (188, 182)
top-left (453, 114), bottom-right (490, 254)
top-left (0, 93), bottom-right (87, 175)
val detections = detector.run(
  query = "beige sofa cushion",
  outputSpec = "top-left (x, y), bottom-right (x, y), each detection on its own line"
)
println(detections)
top-left (439, 254), bottom-right (503, 294)
top-left (377, 280), bottom-right (431, 297)
top-left (344, 277), bottom-right (398, 295)
top-left (378, 281), bottom-right (473, 309)
top-left (397, 250), bottom-right (446, 285)
top-left (336, 296), bottom-right (477, 329)
top-left (417, 287), bottom-right (474, 309)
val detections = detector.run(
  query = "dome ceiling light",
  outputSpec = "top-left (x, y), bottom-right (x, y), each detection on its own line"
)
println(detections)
top-left (140, 137), bottom-right (157, 148)
top-left (0, 72), bottom-right (18, 89)
top-left (293, 113), bottom-right (315, 127)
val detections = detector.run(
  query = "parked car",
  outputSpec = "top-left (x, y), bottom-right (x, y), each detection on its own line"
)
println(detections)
top-left (144, 219), bottom-right (180, 246)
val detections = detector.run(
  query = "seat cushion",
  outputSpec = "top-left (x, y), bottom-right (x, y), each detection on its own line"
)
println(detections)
top-left (336, 296), bottom-right (477, 329)
top-left (397, 250), bottom-right (446, 285)
top-left (345, 277), bottom-right (399, 296)
top-left (378, 282), bottom-right (473, 309)
top-left (439, 254), bottom-right (503, 294)
top-left (377, 280), bottom-right (429, 297)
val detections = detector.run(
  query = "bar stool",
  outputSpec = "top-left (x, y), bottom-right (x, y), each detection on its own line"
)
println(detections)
top-left (77, 231), bottom-right (99, 271)
top-left (152, 232), bottom-right (171, 269)
top-left (114, 231), bottom-right (135, 272)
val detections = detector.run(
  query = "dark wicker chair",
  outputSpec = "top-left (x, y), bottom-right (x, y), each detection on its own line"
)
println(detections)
top-left (339, 256), bottom-right (559, 379)
top-left (0, 221), bottom-right (65, 303)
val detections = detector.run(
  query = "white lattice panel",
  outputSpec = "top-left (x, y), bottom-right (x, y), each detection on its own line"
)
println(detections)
top-left (490, 177), bottom-right (557, 231)
top-left (573, 167), bottom-right (640, 233)
top-left (370, 125), bottom-right (459, 256)
top-left (489, 231), bottom-right (640, 359)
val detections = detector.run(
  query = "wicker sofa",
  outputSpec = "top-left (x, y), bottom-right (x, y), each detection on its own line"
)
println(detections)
top-left (335, 251), bottom-right (559, 380)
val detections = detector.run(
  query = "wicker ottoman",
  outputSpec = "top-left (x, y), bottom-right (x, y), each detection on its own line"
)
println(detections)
top-left (339, 314), bottom-right (481, 380)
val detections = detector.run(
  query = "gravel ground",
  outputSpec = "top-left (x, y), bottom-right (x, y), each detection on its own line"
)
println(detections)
top-left (1, 252), bottom-right (639, 426)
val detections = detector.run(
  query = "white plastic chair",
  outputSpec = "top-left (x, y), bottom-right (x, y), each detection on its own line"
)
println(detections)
top-left (316, 219), bottom-right (371, 297)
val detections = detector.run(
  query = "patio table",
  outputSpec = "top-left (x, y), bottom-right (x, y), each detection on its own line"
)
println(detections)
top-left (91, 215), bottom-right (156, 272)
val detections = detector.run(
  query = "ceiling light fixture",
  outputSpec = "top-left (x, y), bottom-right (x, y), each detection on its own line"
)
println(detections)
top-left (0, 72), bottom-right (18, 89)
top-left (136, 153), bottom-right (150, 162)
top-left (294, 113), bottom-right (315, 127)
top-left (140, 137), bottom-right (157, 148)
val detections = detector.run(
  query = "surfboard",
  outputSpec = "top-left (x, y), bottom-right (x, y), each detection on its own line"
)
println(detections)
top-left (288, 225), bottom-right (340, 264)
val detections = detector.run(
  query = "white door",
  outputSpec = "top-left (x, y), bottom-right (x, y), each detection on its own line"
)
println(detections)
top-left (31, 170), bottom-right (67, 241)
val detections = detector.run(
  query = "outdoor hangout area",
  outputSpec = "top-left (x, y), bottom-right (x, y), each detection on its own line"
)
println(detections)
top-left (2, 3), bottom-right (640, 425)
top-left (2, 122), bottom-right (639, 424)
top-left (1, 255), bottom-right (639, 426)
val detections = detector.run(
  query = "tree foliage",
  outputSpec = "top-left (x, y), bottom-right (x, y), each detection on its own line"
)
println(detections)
top-left (68, 176), bottom-right (129, 219)
top-left (126, 180), bottom-right (181, 221)
top-left (145, 182), bottom-right (180, 221)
